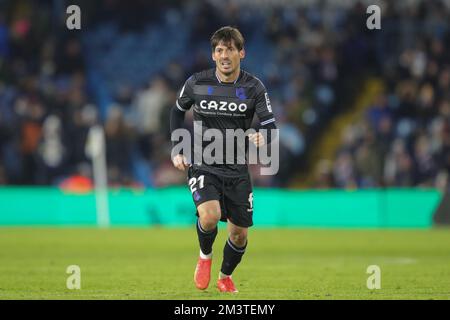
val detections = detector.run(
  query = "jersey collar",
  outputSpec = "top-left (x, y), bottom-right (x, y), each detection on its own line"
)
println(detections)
top-left (215, 70), bottom-right (242, 84)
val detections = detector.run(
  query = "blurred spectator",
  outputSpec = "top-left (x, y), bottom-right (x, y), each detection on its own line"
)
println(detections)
top-left (313, 159), bottom-right (334, 189)
top-left (104, 106), bottom-right (135, 182)
top-left (132, 77), bottom-right (170, 160)
top-left (35, 114), bottom-right (67, 185)
top-left (333, 151), bottom-right (357, 189)
top-left (59, 163), bottom-right (94, 193)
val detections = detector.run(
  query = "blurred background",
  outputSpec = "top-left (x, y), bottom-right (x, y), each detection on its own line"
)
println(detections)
top-left (0, 0), bottom-right (449, 226)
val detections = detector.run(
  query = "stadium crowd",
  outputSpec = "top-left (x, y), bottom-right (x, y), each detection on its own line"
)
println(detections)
top-left (318, 1), bottom-right (450, 191)
top-left (0, 0), bottom-right (448, 191)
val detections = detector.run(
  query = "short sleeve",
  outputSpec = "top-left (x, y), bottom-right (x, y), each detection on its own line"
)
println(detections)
top-left (254, 79), bottom-right (275, 126)
top-left (176, 76), bottom-right (195, 112)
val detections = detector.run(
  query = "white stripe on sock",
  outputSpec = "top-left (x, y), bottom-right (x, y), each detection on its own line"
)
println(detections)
top-left (200, 249), bottom-right (212, 259)
top-left (227, 238), bottom-right (246, 253)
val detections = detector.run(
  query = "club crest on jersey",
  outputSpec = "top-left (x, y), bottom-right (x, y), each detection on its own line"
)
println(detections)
top-left (207, 86), bottom-right (214, 95)
top-left (236, 88), bottom-right (246, 100)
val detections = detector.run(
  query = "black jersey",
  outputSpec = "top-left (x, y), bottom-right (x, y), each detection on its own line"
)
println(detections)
top-left (175, 68), bottom-right (276, 177)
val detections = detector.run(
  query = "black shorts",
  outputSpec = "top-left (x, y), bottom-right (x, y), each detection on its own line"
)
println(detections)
top-left (187, 166), bottom-right (254, 228)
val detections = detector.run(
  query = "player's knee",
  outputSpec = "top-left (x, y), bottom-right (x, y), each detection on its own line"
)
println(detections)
top-left (229, 232), bottom-right (247, 248)
top-left (198, 207), bottom-right (220, 230)
top-left (200, 215), bottom-right (220, 230)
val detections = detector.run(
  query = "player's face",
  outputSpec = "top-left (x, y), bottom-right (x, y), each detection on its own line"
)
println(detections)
top-left (212, 40), bottom-right (245, 76)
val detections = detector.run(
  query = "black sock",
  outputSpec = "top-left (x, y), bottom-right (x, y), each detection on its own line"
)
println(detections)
top-left (221, 238), bottom-right (247, 276)
top-left (196, 218), bottom-right (218, 256)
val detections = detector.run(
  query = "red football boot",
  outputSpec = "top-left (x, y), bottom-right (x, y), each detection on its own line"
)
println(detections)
top-left (217, 276), bottom-right (238, 293)
top-left (194, 258), bottom-right (212, 290)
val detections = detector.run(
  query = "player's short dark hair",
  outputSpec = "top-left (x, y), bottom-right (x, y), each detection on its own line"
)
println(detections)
top-left (210, 26), bottom-right (245, 52)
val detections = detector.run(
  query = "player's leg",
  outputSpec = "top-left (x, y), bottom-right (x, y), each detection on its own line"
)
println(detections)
top-left (194, 200), bottom-right (221, 290)
top-left (196, 200), bottom-right (221, 258)
top-left (221, 220), bottom-right (248, 275)
top-left (217, 175), bottom-right (252, 293)
top-left (217, 220), bottom-right (248, 293)
top-left (188, 167), bottom-right (222, 290)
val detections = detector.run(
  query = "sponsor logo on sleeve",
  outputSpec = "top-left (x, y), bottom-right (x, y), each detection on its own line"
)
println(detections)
top-left (264, 93), bottom-right (272, 113)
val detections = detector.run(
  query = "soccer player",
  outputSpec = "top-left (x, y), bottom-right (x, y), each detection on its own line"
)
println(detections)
top-left (170, 26), bottom-right (277, 293)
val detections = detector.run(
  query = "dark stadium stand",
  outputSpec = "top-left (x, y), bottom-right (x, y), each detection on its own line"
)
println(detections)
top-left (0, 0), bottom-right (448, 192)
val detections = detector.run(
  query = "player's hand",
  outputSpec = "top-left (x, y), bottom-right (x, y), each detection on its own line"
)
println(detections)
top-left (172, 154), bottom-right (190, 171)
top-left (248, 132), bottom-right (265, 147)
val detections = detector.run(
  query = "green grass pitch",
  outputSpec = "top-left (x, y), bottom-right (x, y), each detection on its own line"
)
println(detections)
top-left (0, 227), bottom-right (449, 299)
